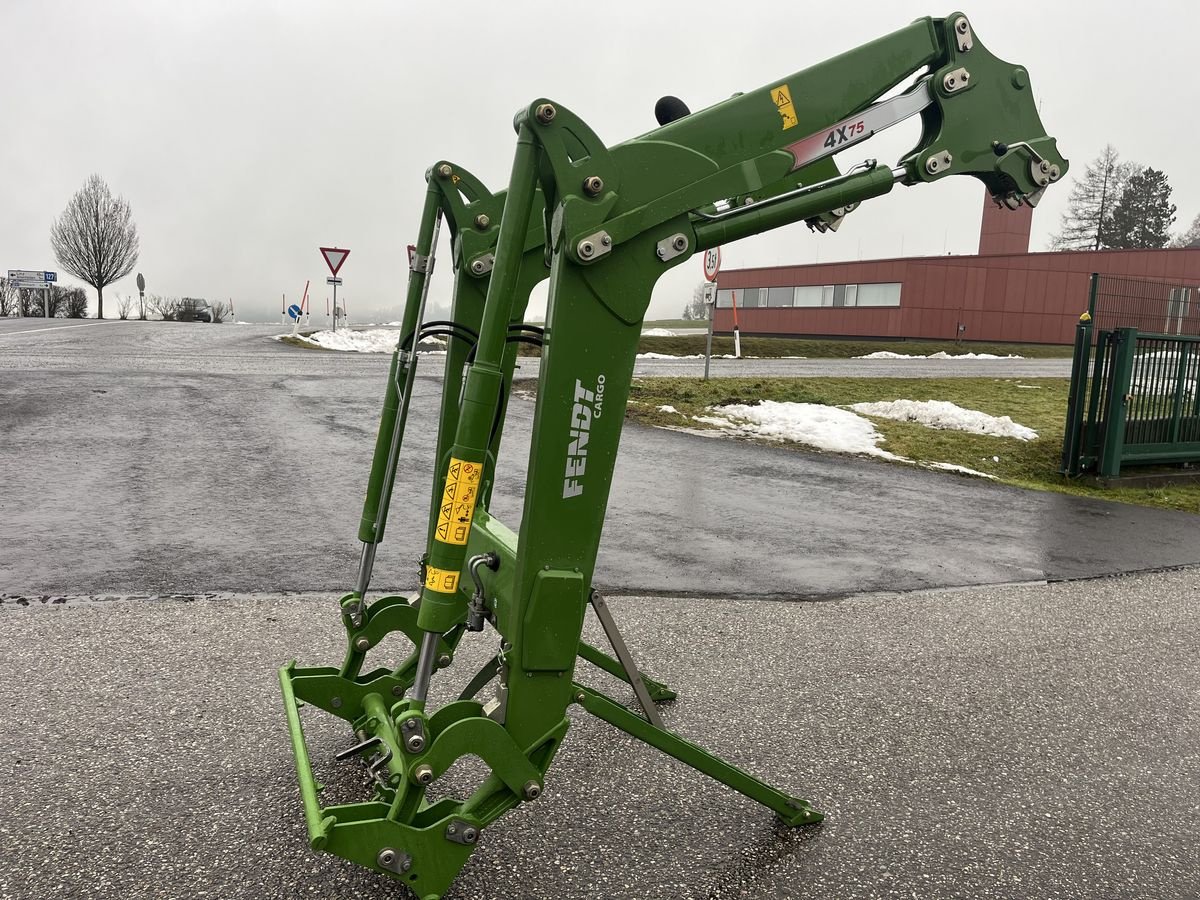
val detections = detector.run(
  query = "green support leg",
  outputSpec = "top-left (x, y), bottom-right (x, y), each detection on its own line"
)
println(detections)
top-left (572, 684), bottom-right (823, 827)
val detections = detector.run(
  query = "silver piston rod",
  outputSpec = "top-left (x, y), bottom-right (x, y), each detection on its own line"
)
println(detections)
top-left (349, 210), bottom-right (444, 621)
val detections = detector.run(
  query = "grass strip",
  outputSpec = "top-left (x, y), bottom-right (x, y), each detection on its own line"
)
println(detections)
top-left (628, 376), bottom-right (1200, 514)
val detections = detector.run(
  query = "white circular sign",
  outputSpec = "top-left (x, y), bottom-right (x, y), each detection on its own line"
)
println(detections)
top-left (702, 246), bottom-right (721, 281)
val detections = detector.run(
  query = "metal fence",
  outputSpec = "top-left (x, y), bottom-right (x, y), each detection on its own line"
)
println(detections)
top-left (1061, 273), bottom-right (1200, 478)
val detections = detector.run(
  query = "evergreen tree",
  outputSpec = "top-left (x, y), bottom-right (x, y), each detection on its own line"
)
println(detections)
top-left (1050, 145), bottom-right (1137, 250)
top-left (1102, 167), bottom-right (1176, 249)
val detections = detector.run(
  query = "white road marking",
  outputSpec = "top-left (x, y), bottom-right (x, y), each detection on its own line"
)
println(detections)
top-left (0, 320), bottom-right (126, 337)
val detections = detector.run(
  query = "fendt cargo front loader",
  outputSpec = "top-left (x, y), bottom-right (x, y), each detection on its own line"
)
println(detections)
top-left (280, 13), bottom-right (1067, 898)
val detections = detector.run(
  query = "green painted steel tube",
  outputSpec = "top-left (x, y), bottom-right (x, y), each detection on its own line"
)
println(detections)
top-left (1060, 314), bottom-right (1093, 475)
top-left (693, 165), bottom-right (896, 251)
top-left (357, 184), bottom-right (443, 545)
top-left (1099, 328), bottom-right (1137, 478)
top-left (279, 666), bottom-right (333, 849)
top-left (576, 685), bottom-right (822, 825)
top-left (416, 125), bottom-right (542, 635)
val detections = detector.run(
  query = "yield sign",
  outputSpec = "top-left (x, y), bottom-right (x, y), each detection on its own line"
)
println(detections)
top-left (319, 246), bottom-right (350, 276)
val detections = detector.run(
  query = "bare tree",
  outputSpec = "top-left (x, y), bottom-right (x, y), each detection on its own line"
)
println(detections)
top-left (0, 278), bottom-right (17, 317)
top-left (18, 287), bottom-right (61, 317)
top-left (50, 174), bottom-right (139, 319)
top-left (62, 287), bottom-right (89, 318)
top-left (147, 294), bottom-right (182, 321)
top-left (116, 293), bottom-right (134, 320)
top-left (209, 300), bottom-right (231, 323)
top-left (1171, 211), bottom-right (1200, 249)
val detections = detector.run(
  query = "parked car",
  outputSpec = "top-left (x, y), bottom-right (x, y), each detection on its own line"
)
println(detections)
top-left (179, 298), bottom-right (212, 322)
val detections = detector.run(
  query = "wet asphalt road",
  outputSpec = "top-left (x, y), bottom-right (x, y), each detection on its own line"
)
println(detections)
top-left (0, 321), bottom-right (1194, 598)
top-left (3, 321), bottom-right (1200, 900)
top-left (1, 571), bottom-right (1198, 900)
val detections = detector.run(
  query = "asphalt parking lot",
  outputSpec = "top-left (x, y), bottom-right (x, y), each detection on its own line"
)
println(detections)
top-left (1, 571), bottom-right (1198, 900)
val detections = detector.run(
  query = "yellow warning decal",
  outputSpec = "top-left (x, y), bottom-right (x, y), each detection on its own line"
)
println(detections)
top-left (425, 565), bottom-right (460, 594)
top-left (435, 456), bottom-right (482, 545)
top-left (771, 84), bottom-right (798, 130)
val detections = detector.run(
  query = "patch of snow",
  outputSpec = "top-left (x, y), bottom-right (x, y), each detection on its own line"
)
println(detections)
top-left (854, 350), bottom-right (1025, 360)
top-left (1014, 384), bottom-right (1041, 389)
top-left (925, 462), bottom-right (998, 479)
top-left (695, 401), bottom-right (904, 460)
top-left (637, 352), bottom-right (703, 359)
top-left (850, 399), bottom-right (1037, 440)
top-left (642, 328), bottom-right (678, 337)
top-left (657, 405), bottom-right (680, 414)
top-left (277, 328), bottom-right (450, 354)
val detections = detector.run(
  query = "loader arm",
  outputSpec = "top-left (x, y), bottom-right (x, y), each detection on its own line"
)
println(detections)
top-left (281, 13), bottom-right (1069, 899)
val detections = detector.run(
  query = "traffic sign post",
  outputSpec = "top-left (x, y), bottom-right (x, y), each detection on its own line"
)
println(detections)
top-left (8, 270), bottom-right (57, 318)
top-left (136, 273), bottom-right (146, 320)
top-left (702, 282), bottom-right (717, 381)
top-left (319, 247), bottom-right (349, 332)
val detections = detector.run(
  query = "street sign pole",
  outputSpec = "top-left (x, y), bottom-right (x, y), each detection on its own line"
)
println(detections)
top-left (701, 249), bottom-right (722, 378)
top-left (44, 285), bottom-right (49, 319)
top-left (319, 247), bottom-right (350, 334)
top-left (136, 273), bottom-right (146, 320)
top-left (703, 283), bottom-right (716, 381)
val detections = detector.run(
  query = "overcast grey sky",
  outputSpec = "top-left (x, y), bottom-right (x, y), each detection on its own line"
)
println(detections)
top-left (2, 0), bottom-right (1194, 322)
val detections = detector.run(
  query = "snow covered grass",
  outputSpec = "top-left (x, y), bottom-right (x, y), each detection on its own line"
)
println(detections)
top-left (638, 334), bottom-right (1071, 359)
top-left (628, 376), bottom-right (1078, 487)
top-left (849, 399), bottom-right (1037, 440)
top-left (276, 329), bottom-right (447, 353)
top-left (620, 375), bottom-right (1200, 508)
top-left (855, 350), bottom-right (1025, 360)
top-left (694, 401), bottom-right (905, 460)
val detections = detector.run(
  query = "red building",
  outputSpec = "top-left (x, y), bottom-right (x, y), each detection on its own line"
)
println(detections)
top-left (714, 193), bottom-right (1200, 345)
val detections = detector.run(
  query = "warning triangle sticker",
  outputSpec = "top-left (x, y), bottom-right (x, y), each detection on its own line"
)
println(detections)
top-left (319, 246), bottom-right (350, 276)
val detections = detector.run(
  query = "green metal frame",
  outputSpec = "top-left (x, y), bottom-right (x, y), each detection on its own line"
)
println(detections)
top-left (280, 13), bottom-right (1068, 898)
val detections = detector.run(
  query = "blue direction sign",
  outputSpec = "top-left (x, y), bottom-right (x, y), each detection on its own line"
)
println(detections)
top-left (287, 304), bottom-right (302, 320)
top-left (44, 271), bottom-right (57, 282)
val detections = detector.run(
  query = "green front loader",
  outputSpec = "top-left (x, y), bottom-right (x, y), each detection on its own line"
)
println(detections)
top-left (280, 13), bottom-right (1068, 898)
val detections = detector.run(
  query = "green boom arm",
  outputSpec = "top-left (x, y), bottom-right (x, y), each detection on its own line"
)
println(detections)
top-left (281, 13), bottom-right (1069, 899)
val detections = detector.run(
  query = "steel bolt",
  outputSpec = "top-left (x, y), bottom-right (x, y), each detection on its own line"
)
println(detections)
top-left (378, 849), bottom-right (396, 866)
top-left (601, 235), bottom-right (611, 246)
top-left (401, 858), bottom-right (412, 872)
top-left (437, 653), bottom-right (452, 668)
top-left (672, 235), bottom-right (687, 252)
top-left (392, 684), bottom-right (405, 697)
top-left (961, 72), bottom-right (969, 82)
top-left (578, 241), bottom-right (595, 259)
top-left (436, 164), bottom-right (453, 178)
top-left (1040, 160), bottom-right (1051, 173)
top-left (535, 103), bottom-right (557, 124)
top-left (406, 733), bottom-right (425, 753)
top-left (402, 719), bottom-right (416, 729)
top-left (926, 158), bottom-right (939, 173)
top-left (574, 691), bottom-right (586, 703)
top-left (956, 17), bottom-right (969, 33)
top-left (462, 826), bottom-right (479, 843)
top-left (474, 214), bottom-right (490, 229)
top-left (354, 636), bottom-right (370, 652)
top-left (523, 780), bottom-right (542, 801)
top-left (471, 260), bottom-right (486, 275)
top-left (330, 696), bottom-right (342, 709)
top-left (582, 175), bottom-right (604, 196)
top-left (414, 764), bottom-right (434, 785)
top-left (656, 247), bottom-right (667, 259)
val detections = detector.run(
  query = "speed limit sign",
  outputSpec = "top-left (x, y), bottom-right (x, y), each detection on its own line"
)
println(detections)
top-left (702, 246), bottom-right (721, 281)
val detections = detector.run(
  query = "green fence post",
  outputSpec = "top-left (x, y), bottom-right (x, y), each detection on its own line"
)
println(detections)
top-left (1060, 309), bottom-right (1094, 475)
top-left (1169, 342), bottom-right (1191, 445)
top-left (1098, 327), bottom-right (1137, 478)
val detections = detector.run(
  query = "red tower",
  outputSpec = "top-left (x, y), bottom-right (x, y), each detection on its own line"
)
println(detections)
top-left (977, 188), bottom-right (1033, 255)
